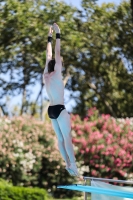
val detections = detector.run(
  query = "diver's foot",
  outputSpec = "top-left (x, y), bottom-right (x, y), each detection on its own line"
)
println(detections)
top-left (65, 162), bottom-right (70, 169)
top-left (65, 167), bottom-right (76, 176)
top-left (69, 162), bottom-right (80, 177)
top-left (65, 161), bottom-right (75, 176)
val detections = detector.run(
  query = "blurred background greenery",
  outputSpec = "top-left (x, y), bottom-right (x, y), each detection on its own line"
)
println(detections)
top-left (0, 0), bottom-right (133, 199)
top-left (0, 0), bottom-right (133, 119)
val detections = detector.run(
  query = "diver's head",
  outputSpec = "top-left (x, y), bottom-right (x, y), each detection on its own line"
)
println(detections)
top-left (48, 59), bottom-right (55, 73)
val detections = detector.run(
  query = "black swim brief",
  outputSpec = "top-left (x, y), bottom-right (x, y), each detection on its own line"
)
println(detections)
top-left (48, 104), bottom-right (66, 119)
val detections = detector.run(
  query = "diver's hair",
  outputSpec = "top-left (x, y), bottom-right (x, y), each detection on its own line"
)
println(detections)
top-left (48, 59), bottom-right (55, 73)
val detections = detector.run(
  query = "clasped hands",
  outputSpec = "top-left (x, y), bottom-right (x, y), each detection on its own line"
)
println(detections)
top-left (48, 23), bottom-right (60, 37)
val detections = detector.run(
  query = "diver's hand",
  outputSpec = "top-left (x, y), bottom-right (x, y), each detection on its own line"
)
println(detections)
top-left (53, 23), bottom-right (60, 33)
top-left (48, 26), bottom-right (53, 37)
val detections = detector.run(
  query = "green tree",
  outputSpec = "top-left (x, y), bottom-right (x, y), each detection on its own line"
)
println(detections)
top-left (68, 0), bottom-right (133, 118)
top-left (0, 0), bottom-right (132, 119)
top-left (0, 0), bottom-right (76, 117)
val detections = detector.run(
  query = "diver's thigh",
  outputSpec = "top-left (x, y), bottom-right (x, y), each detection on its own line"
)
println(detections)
top-left (51, 119), bottom-right (64, 142)
top-left (57, 109), bottom-right (71, 137)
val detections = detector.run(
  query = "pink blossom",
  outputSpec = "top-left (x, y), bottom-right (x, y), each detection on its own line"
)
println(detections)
top-left (97, 144), bottom-right (105, 151)
top-left (87, 107), bottom-right (97, 117)
top-left (86, 148), bottom-right (89, 152)
top-left (106, 167), bottom-right (111, 172)
top-left (108, 134), bottom-right (113, 139)
top-left (101, 114), bottom-right (110, 120)
top-left (90, 146), bottom-right (96, 153)
top-left (80, 150), bottom-right (85, 154)
top-left (90, 160), bottom-right (94, 164)
top-left (79, 138), bottom-right (87, 147)
top-left (91, 169), bottom-right (97, 176)
top-left (93, 131), bottom-right (103, 140)
top-left (120, 139), bottom-right (127, 145)
top-left (125, 119), bottom-right (130, 125)
top-left (89, 121), bottom-right (97, 127)
top-left (118, 149), bottom-right (126, 157)
top-left (125, 154), bottom-right (132, 163)
top-left (115, 158), bottom-right (122, 166)
top-left (71, 123), bottom-right (74, 129)
top-left (129, 131), bottom-right (133, 136)
top-left (77, 130), bottom-right (84, 135)
top-left (106, 146), bottom-right (114, 153)
top-left (95, 164), bottom-right (99, 168)
top-left (84, 123), bottom-right (91, 132)
top-left (102, 124), bottom-right (107, 130)
top-left (93, 155), bottom-right (100, 159)
top-left (119, 170), bottom-right (126, 177)
top-left (114, 126), bottom-right (121, 133)
top-left (106, 138), bottom-right (112, 145)
top-left (84, 117), bottom-right (88, 122)
top-left (100, 164), bottom-right (105, 169)
top-left (72, 138), bottom-right (80, 143)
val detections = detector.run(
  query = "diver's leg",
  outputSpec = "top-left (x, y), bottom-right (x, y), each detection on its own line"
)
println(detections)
top-left (57, 109), bottom-right (79, 176)
top-left (51, 118), bottom-right (70, 168)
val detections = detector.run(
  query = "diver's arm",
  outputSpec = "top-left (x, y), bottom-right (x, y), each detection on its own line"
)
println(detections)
top-left (44, 26), bottom-right (53, 74)
top-left (53, 23), bottom-right (62, 65)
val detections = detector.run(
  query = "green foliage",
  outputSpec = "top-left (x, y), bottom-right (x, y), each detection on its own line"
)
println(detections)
top-left (0, 0), bottom-right (133, 118)
top-left (0, 178), bottom-right (12, 187)
top-left (0, 0), bottom-right (77, 115)
top-left (70, 1), bottom-right (133, 118)
top-left (0, 185), bottom-right (47, 200)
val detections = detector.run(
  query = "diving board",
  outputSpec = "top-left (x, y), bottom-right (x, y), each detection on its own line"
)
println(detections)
top-left (57, 177), bottom-right (133, 200)
top-left (57, 184), bottom-right (133, 199)
top-left (83, 176), bottom-right (133, 185)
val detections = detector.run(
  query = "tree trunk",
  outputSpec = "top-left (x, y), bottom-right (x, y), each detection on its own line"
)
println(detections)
top-left (131, 0), bottom-right (133, 22)
top-left (21, 86), bottom-right (26, 115)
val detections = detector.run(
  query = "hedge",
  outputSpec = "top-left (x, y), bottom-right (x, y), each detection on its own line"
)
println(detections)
top-left (0, 186), bottom-right (48, 200)
top-left (0, 178), bottom-right (48, 200)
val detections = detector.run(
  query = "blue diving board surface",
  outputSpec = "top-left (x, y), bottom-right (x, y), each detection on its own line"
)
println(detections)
top-left (57, 184), bottom-right (133, 199)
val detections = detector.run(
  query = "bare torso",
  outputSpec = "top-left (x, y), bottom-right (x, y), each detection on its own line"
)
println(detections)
top-left (44, 64), bottom-right (64, 105)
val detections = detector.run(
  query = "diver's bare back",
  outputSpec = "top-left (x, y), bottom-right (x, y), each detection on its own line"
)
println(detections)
top-left (44, 62), bottom-right (64, 106)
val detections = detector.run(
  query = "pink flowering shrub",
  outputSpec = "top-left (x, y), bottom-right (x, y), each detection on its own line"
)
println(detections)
top-left (0, 109), bottom-right (133, 197)
top-left (71, 108), bottom-right (133, 181)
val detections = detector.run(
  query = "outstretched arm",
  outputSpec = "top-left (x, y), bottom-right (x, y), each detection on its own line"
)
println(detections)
top-left (44, 26), bottom-right (53, 74)
top-left (53, 23), bottom-right (62, 65)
